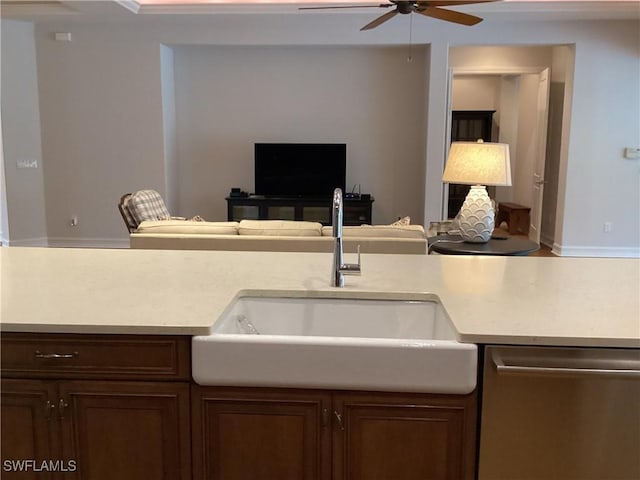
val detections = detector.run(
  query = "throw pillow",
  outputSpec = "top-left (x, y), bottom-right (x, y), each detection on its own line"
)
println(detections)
top-left (391, 216), bottom-right (411, 227)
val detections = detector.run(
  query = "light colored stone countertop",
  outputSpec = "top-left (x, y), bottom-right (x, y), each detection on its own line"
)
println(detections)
top-left (1, 247), bottom-right (638, 348)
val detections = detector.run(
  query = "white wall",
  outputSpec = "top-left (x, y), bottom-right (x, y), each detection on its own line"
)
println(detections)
top-left (0, 114), bottom-right (7, 245)
top-left (559, 23), bottom-right (640, 256)
top-left (495, 75), bottom-right (520, 204)
top-left (34, 25), bottom-right (167, 246)
top-left (1, 20), bottom-right (48, 246)
top-left (512, 74), bottom-right (540, 210)
top-left (160, 44), bottom-right (178, 213)
top-left (452, 75), bottom-right (501, 112)
top-left (172, 45), bottom-right (427, 223)
top-left (1, 15), bottom-right (638, 255)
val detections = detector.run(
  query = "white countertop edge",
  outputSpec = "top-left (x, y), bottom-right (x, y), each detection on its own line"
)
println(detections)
top-left (4, 324), bottom-right (638, 348)
top-left (0, 323), bottom-right (213, 336)
top-left (456, 333), bottom-right (640, 349)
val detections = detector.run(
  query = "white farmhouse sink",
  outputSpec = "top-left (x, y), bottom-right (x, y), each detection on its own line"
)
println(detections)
top-left (192, 294), bottom-right (477, 394)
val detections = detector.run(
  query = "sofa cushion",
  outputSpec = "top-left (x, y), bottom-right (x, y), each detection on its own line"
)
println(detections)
top-left (239, 220), bottom-right (322, 237)
top-left (322, 224), bottom-right (425, 239)
top-left (137, 220), bottom-right (239, 235)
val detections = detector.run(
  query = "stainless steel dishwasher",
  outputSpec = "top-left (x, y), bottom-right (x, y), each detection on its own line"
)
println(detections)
top-left (478, 346), bottom-right (640, 480)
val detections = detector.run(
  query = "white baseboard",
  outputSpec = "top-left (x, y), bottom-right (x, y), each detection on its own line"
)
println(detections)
top-left (47, 237), bottom-right (129, 249)
top-left (553, 243), bottom-right (640, 258)
top-left (4, 237), bottom-right (49, 247)
top-left (540, 233), bottom-right (554, 248)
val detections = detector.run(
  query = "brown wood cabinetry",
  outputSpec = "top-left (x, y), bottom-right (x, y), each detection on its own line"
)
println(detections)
top-left (3, 334), bottom-right (477, 479)
top-left (226, 196), bottom-right (374, 226)
top-left (192, 387), bottom-right (332, 480)
top-left (1, 379), bottom-right (58, 479)
top-left (333, 391), bottom-right (477, 480)
top-left (0, 334), bottom-right (191, 480)
top-left (192, 386), bottom-right (477, 480)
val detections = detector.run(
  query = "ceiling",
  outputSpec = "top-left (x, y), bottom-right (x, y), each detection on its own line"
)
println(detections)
top-left (0, 0), bottom-right (638, 22)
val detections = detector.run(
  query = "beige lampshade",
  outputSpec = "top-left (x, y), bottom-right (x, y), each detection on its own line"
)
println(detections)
top-left (443, 141), bottom-right (512, 186)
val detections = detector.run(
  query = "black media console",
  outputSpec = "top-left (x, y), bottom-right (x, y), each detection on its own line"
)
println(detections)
top-left (226, 195), bottom-right (374, 226)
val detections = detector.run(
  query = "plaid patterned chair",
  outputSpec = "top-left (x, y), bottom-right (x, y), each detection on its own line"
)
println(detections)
top-left (118, 189), bottom-right (175, 233)
top-left (118, 193), bottom-right (138, 233)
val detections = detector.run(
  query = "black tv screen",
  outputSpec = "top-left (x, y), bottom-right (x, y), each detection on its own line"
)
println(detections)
top-left (254, 143), bottom-right (346, 197)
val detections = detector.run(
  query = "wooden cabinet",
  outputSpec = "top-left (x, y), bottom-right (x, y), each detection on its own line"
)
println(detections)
top-left (226, 196), bottom-right (374, 226)
top-left (1, 379), bottom-right (58, 479)
top-left (192, 387), bottom-right (332, 480)
top-left (192, 386), bottom-right (477, 480)
top-left (191, 386), bottom-right (331, 480)
top-left (333, 391), bottom-right (477, 480)
top-left (3, 335), bottom-right (477, 479)
top-left (1, 334), bottom-right (192, 480)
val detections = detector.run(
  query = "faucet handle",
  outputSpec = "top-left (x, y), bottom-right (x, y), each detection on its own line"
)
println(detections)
top-left (340, 245), bottom-right (362, 276)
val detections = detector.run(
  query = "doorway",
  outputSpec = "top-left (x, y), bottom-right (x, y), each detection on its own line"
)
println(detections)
top-left (444, 68), bottom-right (558, 247)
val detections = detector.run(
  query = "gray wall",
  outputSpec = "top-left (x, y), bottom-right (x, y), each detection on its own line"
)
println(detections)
top-left (1, 14), bottom-right (639, 256)
top-left (1, 20), bottom-right (47, 246)
top-left (172, 45), bottom-right (427, 223)
top-left (35, 25), bottom-right (167, 246)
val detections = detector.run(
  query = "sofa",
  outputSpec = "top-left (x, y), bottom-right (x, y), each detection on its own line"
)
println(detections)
top-left (130, 219), bottom-right (427, 255)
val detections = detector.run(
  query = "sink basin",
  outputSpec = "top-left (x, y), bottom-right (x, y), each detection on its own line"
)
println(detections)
top-left (192, 294), bottom-right (477, 394)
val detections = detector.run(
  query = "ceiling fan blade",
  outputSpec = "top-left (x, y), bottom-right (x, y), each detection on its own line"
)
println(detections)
top-left (361, 9), bottom-right (399, 31)
top-left (299, 4), bottom-right (388, 9)
top-left (418, 0), bottom-right (497, 6)
top-left (418, 6), bottom-right (483, 25)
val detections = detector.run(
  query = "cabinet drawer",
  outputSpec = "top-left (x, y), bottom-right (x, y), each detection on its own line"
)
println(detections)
top-left (1, 333), bottom-right (191, 380)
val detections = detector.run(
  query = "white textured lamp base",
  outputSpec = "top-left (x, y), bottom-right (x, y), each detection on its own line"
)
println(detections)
top-left (458, 185), bottom-right (494, 243)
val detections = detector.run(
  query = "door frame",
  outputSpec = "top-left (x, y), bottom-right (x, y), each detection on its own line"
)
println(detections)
top-left (444, 66), bottom-right (556, 244)
top-left (529, 68), bottom-right (551, 244)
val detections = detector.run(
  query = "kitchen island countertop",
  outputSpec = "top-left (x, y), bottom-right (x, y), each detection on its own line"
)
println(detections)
top-left (1, 247), bottom-right (638, 348)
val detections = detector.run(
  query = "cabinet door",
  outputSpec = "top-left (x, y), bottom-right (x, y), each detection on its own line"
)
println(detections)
top-left (333, 391), bottom-right (477, 480)
top-left (58, 381), bottom-right (190, 480)
top-left (192, 386), bottom-right (332, 480)
top-left (1, 379), bottom-right (59, 480)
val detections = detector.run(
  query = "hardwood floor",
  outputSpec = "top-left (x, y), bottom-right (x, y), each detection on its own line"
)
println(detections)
top-left (493, 226), bottom-right (556, 257)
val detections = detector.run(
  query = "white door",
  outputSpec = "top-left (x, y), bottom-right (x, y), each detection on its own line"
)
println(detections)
top-left (529, 68), bottom-right (550, 243)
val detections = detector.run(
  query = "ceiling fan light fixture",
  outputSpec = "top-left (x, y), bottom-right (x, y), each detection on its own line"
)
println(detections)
top-left (300, 0), bottom-right (497, 31)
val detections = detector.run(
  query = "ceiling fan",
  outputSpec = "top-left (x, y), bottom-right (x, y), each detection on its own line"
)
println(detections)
top-left (300, 0), bottom-right (498, 31)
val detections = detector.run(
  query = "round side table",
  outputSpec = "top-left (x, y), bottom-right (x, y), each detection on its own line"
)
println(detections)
top-left (428, 234), bottom-right (539, 256)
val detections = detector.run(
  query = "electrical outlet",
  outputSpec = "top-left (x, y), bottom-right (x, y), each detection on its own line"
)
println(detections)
top-left (624, 147), bottom-right (640, 159)
top-left (604, 222), bottom-right (613, 233)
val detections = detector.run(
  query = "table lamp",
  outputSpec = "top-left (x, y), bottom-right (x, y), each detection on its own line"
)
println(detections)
top-left (442, 140), bottom-right (511, 243)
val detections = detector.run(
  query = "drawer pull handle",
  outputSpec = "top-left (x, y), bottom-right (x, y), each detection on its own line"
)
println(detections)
top-left (334, 411), bottom-right (345, 430)
top-left (34, 351), bottom-right (79, 359)
top-left (44, 400), bottom-right (56, 420)
top-left (59, 398), bottom-right (69, 419)
top-left (322, 408), bottom-right (330, 428)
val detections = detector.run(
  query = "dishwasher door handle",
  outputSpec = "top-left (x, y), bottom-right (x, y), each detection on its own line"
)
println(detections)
top-left (492, 348), bottom-right (640, 379)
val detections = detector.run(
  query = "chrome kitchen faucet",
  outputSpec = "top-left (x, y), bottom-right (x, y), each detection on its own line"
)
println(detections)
top-left (331, 187), bottom-right (361, 287)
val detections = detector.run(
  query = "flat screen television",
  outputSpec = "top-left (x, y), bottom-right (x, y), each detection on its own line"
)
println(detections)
top-left (254, 143), bottom-right (346, 197)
